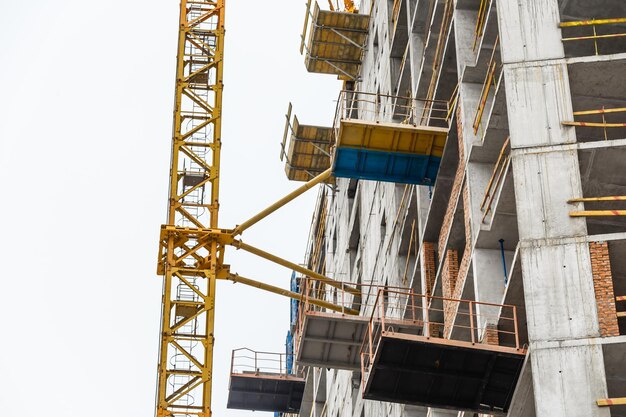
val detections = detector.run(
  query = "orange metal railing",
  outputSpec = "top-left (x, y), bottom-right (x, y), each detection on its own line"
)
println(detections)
top-left (230, 348), bottom-right (302, 378)
top-left (360, 288), bottom-right (523, 389)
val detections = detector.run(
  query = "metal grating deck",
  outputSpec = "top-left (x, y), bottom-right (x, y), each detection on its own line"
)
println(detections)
top-left (363, 333), bottom-right (525, 415)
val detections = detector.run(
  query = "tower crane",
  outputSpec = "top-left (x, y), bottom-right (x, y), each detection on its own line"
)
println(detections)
top-left (154, 2), bottom-right (357, 416)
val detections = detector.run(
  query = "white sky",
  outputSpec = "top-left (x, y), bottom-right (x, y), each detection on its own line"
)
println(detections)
top-left (0, 1), bottom-right (340, 416)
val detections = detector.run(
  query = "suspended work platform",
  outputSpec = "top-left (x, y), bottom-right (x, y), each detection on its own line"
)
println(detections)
top-left (361, 290), bottom-right (526, 415)
top-left (281, 104), bottom-right (334, 182)
top-left (295, 281), bottom-right (423, 370)
top-left (227, 348), bottom-right (305, 413)
top-left (297, 310), bottom-right (369, 370)
top-left (301, 2), bottom-right (370, 79)
top-left (332, 91), bottom-right (449, 185)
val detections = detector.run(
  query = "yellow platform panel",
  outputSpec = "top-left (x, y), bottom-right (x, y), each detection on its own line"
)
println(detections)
top-left (336, 119), bottom-right (448, 158)
top-left (304, 3), bottom-right (370, 79)
top-left (285, 116), bottom-right (334, 182)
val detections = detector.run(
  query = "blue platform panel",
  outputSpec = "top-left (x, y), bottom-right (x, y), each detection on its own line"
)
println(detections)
top-left (333, 147), bottom-right (441, 185)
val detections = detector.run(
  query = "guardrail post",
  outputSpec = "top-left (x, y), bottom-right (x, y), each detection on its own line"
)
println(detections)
top-left (423, 294), bottom-right (430, 338)
top-left (469, 301), bottom-right (475, 344)
top-left (513, 306), bottom-right (520, 350)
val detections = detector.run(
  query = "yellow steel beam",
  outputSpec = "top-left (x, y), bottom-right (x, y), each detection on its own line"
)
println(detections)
top-left (229, 239), bottom-right (359, 295)
top-left (232, 168), bottom-right (332, 236)
top-left (224, 273), bottom-right (359, 315)
top-left (156, 1), bottom-right (224, 417)
top-left (616, 296), bottom-right (626, 302)
top-left (597, 397), bottom-right (626, 406)
top-left (560, 17), bottom-right (626, 27)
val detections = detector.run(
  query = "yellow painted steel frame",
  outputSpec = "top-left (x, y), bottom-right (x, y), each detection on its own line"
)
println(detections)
top-left (156, 3), bottom-right (357, 417)
top-left (156, 1), bottom-right (225, 416)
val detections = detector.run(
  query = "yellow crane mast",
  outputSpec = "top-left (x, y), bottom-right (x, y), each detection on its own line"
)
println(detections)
top-left (154, 2), bottom-right (363, 416)
top-left (155, 1), bottom-right (224, 416)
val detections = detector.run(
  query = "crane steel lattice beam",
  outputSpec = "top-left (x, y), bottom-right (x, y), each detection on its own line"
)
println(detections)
top-left (155, 1), bottom-right (225, 416)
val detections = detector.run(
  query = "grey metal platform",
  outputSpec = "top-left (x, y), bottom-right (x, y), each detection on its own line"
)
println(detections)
top-left (227, 373), bottom-right (305, 413)
top-left (296, 311), bottom-right (369, 370)
top-left (362, 333), bottom-right (526, 415)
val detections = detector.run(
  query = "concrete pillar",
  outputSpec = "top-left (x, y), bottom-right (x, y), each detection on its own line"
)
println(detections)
top-left (497, 0), bottom-right (611, 416)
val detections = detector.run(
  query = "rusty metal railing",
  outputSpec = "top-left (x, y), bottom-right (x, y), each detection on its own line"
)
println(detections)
top-left (360, 288), bottom-right (523, 391)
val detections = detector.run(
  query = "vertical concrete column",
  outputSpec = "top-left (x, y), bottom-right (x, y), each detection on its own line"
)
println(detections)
top-left (496, 1), bottom-right (610, 416)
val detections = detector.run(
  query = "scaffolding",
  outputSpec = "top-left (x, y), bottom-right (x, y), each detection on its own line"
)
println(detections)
top-left (301, 1), bottom-right (370, 79)
top-left (331, 90), bottom-right (449, 185)
top-left (281, 103), bottom-right (334, 183)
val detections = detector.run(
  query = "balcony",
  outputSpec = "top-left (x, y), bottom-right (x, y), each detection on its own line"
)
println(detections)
top-left (331, 90), bottom-right (449, 185)
top-left (360, 289), bottom-right (526, 415)
top-left (227, 348), bottom-right (305, 413)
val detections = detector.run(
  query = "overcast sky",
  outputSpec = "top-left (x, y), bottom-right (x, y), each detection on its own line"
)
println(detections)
top-left (0, 1), bottom-right (340, 416)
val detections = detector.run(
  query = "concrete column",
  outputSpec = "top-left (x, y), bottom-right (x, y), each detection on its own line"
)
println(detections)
top-left (497, 0), bottom-right (610, 416)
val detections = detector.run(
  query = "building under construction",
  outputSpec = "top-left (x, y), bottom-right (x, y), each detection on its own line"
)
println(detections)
top-left (153, 1), bottom-right (626, 417)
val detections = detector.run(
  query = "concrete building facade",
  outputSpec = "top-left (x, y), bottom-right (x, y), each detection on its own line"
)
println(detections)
top-left (289, 1), bottom-right (626, 417)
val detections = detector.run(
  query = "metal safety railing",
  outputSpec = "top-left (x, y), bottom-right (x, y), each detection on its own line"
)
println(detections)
top-left (560, 17), bottom-right (626, 56)
top-left (473, 36), bottom-right (500, 135)
top-left (480, 137), bottom-right (510, 223)
top-left (334, 90), bottom-right (450, 131)
top-left (617, 295), bottom-right (626, 318)
top-left (230, 348), bottom-right (302, 378)
top-left (473, 0), bottom-right (493, 50)
top-left (563, 107), bottom-right (626, 141)
top-left (568, 195), bottom-right (626, 217)
top-left (360, 288), bottom-right (522, 385)
top-left (292, 280), bottom-right (416, 362)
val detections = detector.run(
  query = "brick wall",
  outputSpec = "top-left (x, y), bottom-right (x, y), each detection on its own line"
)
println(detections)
top-left (422, 241), bottom-right (436, 297)
top-left (482, 324), bottom-right (499, 346)
top-left (442, 249), bottom-right (459, 334)
top-left (589, 241), bottom-right (620, 337)
top-left (437, 105), bottom-right (467, 256)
